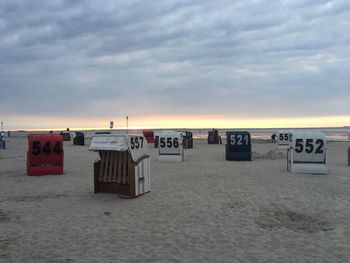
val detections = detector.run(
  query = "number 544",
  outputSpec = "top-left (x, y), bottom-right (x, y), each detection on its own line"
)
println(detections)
top-left (32, 140), bottom-right (62, 155)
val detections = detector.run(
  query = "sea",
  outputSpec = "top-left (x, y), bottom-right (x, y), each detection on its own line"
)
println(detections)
top-left (5, 127), bottom-right (350, 142)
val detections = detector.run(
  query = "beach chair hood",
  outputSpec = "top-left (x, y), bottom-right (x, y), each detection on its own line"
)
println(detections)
top-left (89, 134), bottom-right (149, 162)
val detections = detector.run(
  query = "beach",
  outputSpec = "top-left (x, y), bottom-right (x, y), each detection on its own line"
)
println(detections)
top-left (1, 138), bottom-right (350, 263)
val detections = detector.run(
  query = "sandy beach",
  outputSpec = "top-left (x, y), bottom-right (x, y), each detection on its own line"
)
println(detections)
top-left (1, 137), bottom-right (349, 263)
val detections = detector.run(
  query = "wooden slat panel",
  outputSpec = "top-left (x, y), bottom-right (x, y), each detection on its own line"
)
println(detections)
top-left (117, 151), bottom-right (122, 184)
top-left (99, 151), bottom-right (105, 182)
top-left (104, 151), bottom-right (110, 182)
top-left (105, 151), bottom-right (110, 182)
top-left (108, 151), bottom-right (114, 182)
top-left (124, 152), bottom-right (129, 184)
top-left (97, 150), bottom-right (132, 184)
top-left (121, 151), bottom-right (126, 184)
top-left (104, 152), bottom-right (108, 182)
top-left (112, 151), bottom-right (119, 182)
top-left (94, 161), bottom-right (100, 193)
top-left (104, 151), bottom-right (109, 182)
top-left (109, 151), bottom-right (113, 182)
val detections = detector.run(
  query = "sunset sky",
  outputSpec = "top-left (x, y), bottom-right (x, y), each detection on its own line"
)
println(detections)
top-left (1, 0), bottom-right (349, 130)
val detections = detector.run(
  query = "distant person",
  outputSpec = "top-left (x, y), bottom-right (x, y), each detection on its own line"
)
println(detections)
top-left (8, 131), bottom-right (10, 137)
top-left (49, 131), bottom-right (53, 134)
top-left (271, 133), bottom-right (277, 143)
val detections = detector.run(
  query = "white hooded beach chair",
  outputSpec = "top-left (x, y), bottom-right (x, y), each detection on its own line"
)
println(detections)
top-left (156, 131), bottom-right (184, 162)
top-left (277, 130), bottom-right (293, 150)
top-left (287, 131), bottom-right (327, 174)
top-left (89, 134), bottom-right (151, 198)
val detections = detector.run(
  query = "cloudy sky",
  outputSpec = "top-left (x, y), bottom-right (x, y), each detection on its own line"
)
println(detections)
top-left (1, 0), bottom-right (350, 129)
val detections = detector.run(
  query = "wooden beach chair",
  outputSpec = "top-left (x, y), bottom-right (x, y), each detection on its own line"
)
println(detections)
top-left (143, 130), bottom-right (154, 143)
top-left (89, 134), bottom-right (151, 198)
top-left (157, 131), bottom-right (184, 162)
top-left (208, 129), bottom-right (222, 144)
top-left (277, 130), bottom-right (293, 150)
top-left (60, 131), bottom-right (71, 141)
top-left (225, 131), bottom-right (252, 161)
top-left (27, 134), bottom-right (64, 176)
top-left (287, 131), bottom-right (327, 174)
top-left (182, 131), bottom-right (193, 149)
top-left (73, 131), bottom-right (85, 146)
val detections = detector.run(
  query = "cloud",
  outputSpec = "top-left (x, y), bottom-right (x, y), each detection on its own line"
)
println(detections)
top-left (0, 0), bottom-right (349, 127)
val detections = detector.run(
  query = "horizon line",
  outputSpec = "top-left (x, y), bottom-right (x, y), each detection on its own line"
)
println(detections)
top-left (5, 125), bottom-right (350, 132)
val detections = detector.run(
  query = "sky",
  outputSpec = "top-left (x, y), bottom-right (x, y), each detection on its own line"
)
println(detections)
top-left (1, 0), bottom-right (350, 130)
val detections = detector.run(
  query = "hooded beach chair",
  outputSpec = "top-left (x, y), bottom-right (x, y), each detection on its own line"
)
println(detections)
top-left (277, 130), bottom-right (293, 150)
top-left (157, 131), bottom-right (184, 162)
top-left (225, 131), bottom-right (252, 161)
top-left (89, 134), bottom-right (150, 198)
top-left (287, 131), bottom-right (327, 174)
top-left (208, 129), bottom-right (222, 144)
top-left (73, 131), bottom-right (85, 146)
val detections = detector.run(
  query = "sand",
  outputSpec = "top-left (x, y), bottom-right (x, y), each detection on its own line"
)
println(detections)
top-left (0, 138), bottom-right (350, 263)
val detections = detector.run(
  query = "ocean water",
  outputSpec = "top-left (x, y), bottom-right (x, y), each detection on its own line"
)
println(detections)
top-left (5, 127), bottom-right (350, 142)
top-left (184, 128), bottom-right (350, 142)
